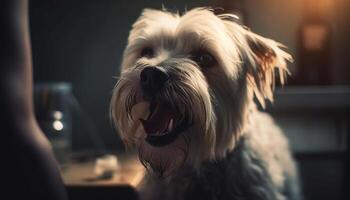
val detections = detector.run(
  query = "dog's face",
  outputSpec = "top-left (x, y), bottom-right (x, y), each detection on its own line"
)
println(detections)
top-left (111, 8), bottom-right (291, 177)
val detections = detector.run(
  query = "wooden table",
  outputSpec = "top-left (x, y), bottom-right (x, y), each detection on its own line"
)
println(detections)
top-left (61, 153), bottom-right (145, 188)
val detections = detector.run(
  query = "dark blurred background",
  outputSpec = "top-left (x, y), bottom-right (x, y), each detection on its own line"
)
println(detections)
top-left (28, 0), bottom-right (350, 200)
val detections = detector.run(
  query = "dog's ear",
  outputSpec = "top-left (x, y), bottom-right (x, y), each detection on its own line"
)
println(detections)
top-left (244, 31), bottom-right (292, 108)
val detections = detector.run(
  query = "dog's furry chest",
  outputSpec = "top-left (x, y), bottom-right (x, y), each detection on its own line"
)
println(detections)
top-left (139, 112), bottom-right (300, 200)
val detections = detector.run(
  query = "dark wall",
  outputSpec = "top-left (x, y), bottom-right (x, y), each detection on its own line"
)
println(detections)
top-left (29, 0), bottom-right (210, 151)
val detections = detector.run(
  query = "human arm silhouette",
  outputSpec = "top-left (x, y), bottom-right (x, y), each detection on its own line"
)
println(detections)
top-left (0, 0), bottom-right (67, 199)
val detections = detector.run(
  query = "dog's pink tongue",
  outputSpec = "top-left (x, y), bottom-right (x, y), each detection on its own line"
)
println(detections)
top-left (140, 103), bottom-right (172, 136)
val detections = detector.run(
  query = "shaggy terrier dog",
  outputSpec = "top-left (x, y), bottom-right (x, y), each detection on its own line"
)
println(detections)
top-left (111, 8), bottom-right (301, 200)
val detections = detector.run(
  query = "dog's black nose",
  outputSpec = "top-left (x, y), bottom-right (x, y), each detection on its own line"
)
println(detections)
top-left (140, 66), bottom-right (169, 97)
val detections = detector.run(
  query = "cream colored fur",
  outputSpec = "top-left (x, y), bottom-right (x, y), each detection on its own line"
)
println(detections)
top-left (110, 7), bottom-right (300, 200)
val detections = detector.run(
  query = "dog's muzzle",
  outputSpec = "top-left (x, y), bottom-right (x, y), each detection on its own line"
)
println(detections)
top-left (138, 66), bottom-right (190, 147)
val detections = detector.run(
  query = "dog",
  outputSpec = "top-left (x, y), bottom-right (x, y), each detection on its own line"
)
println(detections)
top-left (110, 7), bottom-right (301, 200)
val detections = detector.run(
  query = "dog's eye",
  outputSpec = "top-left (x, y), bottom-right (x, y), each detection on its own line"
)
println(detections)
top-left (193, 51), bottom-right (215, 68)
top-left (141, 47), bottom-right (155, 58)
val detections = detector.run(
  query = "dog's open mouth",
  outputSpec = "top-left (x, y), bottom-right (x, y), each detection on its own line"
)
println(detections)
top-left (139, 102), bottom-right (188, 147)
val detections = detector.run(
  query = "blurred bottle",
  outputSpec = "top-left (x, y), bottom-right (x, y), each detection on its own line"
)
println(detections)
top-left (292, 0), bottom-right (332, 85)
top-left (34, 83), bottom-right (72, 165)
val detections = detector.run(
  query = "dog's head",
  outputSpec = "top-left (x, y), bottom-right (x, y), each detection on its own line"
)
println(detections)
top-left (110, 8), bottom-right (291, 177)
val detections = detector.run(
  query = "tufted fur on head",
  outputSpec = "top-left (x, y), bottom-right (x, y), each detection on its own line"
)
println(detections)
top-left (110, 7), bottom-right (292, 178)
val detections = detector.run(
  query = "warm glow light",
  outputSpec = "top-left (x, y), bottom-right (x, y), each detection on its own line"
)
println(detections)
top-left (53, 120), bottom-right (64, 131)
top-left (305, 0), bottom-right (332, 17)
top-left (53, 110), bottom-right (63, 120)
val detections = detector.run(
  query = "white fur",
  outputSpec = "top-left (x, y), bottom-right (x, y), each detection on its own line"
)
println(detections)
top-left (110, 7), bottom-right (300, 200)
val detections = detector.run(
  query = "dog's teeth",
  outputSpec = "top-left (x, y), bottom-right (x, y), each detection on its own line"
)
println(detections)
top-left (168, 118), bottom-right (174, 132)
